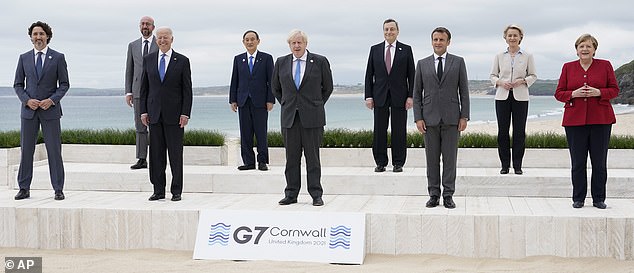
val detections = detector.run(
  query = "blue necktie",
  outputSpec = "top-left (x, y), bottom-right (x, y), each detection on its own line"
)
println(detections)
top-left (294, 59), bottom-right (301, 89)
top-left (36, 52), bottom-right (43, 79)
top-left (248, 56), bottom-right (254, 74)
top-left (159, 53), bottom-right (166, 82)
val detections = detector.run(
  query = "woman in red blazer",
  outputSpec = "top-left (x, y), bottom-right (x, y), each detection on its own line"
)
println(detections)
top-left (554, 34), bottom-right (619, 209)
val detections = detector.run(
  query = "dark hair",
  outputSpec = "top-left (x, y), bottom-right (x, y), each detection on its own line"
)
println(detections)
top-left (28, 21), bottom-right (53, 44)
top-left (431, 26), bottom-right (451, 41)
top-left (383, 18), bottom-right (399, 30)
top-left (243, 30), bottom-right (259, 40)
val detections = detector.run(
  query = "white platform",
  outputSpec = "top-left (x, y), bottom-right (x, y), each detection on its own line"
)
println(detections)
top-left (2, 143), bottom-right (634, 260)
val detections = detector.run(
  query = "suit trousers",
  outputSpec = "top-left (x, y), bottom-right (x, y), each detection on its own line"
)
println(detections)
top-left (424, 123), bottom-right (459, 197)
top-left (495, 93), bottom-right (528, 169)
top-left (133, 98), bottom-right (149, 160)
top-left (18, 111), bottom-right (65, 191)
top-left (281, 111), bottom-right (324, 199)
top-left (238, 97), bottom-right (269, 165)
top-left (372, 96), bottom-right (407, 167)
top-left (148, 121), bottom-right (184, 195)
top-left (565, 124), bottom-right (611, 203)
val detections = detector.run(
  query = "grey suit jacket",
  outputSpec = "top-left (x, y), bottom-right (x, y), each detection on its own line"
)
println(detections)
top-left (125, 36), bottom-right (158, 98)
top-left (271, 51), bottom-right (333, 129)
top-left (412, 53), bottom-right (469, 126)
top-left (14, 48), bottom-right (70, 120)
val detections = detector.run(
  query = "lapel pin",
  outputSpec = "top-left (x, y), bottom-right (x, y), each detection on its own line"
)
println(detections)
top-left (48, 56), bottom-right (52, 59)
top-left (242, 58), bottom-right (245, 62)
top-left (173, 57), bottom-right (177, 61)
top-left (310, 59), bottom-right (314, 63)
top-left (399, 47), bottom-right (402, 50)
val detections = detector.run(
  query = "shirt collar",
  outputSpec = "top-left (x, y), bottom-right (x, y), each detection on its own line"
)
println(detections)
top-left (294, 51), bottom-right (307, 61)
top-left (247, 50), bottom-right (258, 59)
top-left (434, 52), bottom-right (447, 59)
top-left (504, 47), bottom-right (523, 55)
top-left (142, 36), bottom-right (154, 44)
top-left (34, 46), bottom-right (48, 55)
top-left (384, 40), bottom-right (397, 48)
top-left (159, 48), bottom-right (173, 58)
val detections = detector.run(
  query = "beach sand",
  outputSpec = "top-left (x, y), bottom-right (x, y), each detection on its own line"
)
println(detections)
top-left (468, 112), bottom-right (634, 136)
top-left (2, 247), bottom-right (634, 273)
top-left (3, 114), bottom-right (633, 272)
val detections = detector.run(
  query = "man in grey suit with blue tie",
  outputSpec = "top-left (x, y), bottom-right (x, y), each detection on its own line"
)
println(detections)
top-left (125, 16), bottom-right (158, 170)
top-left (413, 27), bottom-right (470, 209)
top-left (272, 29), bottom-right (333, 206)
top-left (13, 21), bottom-right (70, 200)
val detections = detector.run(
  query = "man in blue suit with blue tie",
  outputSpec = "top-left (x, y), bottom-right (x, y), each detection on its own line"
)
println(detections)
top-left (13, 21), bottom-right (70, 201)
top-left (229, 30), bottom-right (275, 171)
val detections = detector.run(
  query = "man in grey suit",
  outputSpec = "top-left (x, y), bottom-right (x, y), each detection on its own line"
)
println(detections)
top-left (272, 29), bottom-right (333, 206)
top-left (413, 27), bottom-right (470, 209)
top-left (13, 21), bottom-right (70, 200)
top-left (125, 16), bottom-right (158, 170)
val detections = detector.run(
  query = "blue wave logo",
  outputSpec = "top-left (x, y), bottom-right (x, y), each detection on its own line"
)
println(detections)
top-left (329, 225), bottom-right (351, 249)
top-left (208, 222), bottom-right (231, 246)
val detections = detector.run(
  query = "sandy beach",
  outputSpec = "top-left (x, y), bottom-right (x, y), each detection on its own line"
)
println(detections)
top-left (468, 112), bottom-right (634, 136)
top-left (2, 247), bottom-right (634, 273)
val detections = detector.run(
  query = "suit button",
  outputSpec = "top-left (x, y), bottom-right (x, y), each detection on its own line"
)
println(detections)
top-left (584, 98), bottom-right (587, 101)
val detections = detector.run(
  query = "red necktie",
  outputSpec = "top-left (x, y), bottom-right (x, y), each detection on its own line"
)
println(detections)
top-left (385, 44), bottom-right (392, 74)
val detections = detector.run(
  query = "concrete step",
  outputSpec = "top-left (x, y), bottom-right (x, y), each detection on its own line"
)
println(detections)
top-left (14, 163), bottom-right (634, 198)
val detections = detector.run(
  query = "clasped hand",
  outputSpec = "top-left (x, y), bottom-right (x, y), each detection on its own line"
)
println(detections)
top-left (26, 98), bottom-right (54, 110)
top-left (572, 84), bottom-right (600, 98)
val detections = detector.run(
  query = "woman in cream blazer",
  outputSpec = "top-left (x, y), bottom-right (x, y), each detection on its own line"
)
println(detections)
top-left (490, 24), bottom-right (537, 175)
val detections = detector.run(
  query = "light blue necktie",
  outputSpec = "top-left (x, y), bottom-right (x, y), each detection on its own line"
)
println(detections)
top-left (248, 56), bottom-right (254, 74)
top-left (294, 59), bottom-right (301, 89)
top-left (35, 52), bottom-right (43, 79)
top-left (159, 53), bottom-right (166, 82)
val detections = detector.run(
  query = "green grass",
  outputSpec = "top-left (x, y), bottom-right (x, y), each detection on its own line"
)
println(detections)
top-left (0, 129), bottom-right (224, 148)
top-left (1, 128), bottom-right (632, 149)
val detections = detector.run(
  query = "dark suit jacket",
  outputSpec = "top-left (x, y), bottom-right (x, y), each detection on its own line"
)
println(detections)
top-left (14, 48), bottom-right (70, 120)
top-left (364, 41), bottom-right (415, 108)
top-left (125, 36), bottom-right (158, 98)
top-left (272, 51), bottom-right (333, 129)
top-left (229, 51), bottom-right (275, 107)
top-left (413, 53), bottom-right (470, 126)
top-left (140, 50), bottom-right (193, 125)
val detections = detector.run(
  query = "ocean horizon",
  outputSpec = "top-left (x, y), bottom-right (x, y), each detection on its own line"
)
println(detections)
top-left (1, 95), bottom-right (632, 137)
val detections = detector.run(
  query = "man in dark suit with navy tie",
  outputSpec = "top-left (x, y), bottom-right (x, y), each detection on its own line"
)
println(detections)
top-left (229, 30), bottom-right (275, 171)
top-left (272, 29), bottom-right (333, 206)
top-left (365, 19), bottom-right (415, 173)
top-left (125, 16), bottom-right (158, 170)
top-left (140, 26), bottom-right (192, 202)
top-left (13, 21), bottom-right (69, 201)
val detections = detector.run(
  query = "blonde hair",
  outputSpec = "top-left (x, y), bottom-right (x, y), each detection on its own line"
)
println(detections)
top-left (286, 29), bottom-right (308, 44)
top-left (503, 24), bottom-right (524, 44)
top-left (575, 33), bottom-right (598, 50)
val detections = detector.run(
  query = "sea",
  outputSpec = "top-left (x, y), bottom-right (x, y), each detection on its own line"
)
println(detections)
top-left (1, 95), bottom-right (632, 137)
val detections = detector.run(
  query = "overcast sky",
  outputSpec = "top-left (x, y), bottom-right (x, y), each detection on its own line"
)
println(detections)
top-left (2, 0), bottom-right (633, 89)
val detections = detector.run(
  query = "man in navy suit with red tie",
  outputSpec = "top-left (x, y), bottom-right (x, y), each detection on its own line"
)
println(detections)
top-left (140, 26), bottom-right (192, 202)
top-left (365, 19), bottom-right (415, 173)
top-left (13, 21), bottom-right (69, 201)
top-left (229, 30), bottom-right (275, 171)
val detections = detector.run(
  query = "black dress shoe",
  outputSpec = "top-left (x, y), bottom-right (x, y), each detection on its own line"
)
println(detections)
top-left (312, 197), bottom-right (324, 206)
top-left (443, 196), bottom-right (456, 209)
top-left (54, 191), bottom-right (65, 201)
top-left (514, 169), bottom-right (523, 175)
top-left (148, 193), bottom-right (165, 201)
top-left (237, 164), bottom-right (256, 171)
top-left (593, 202), bottom-right (607, 209)
top-left (14, 189), bottom-right (30, 200)
top-left (130, 159), bottom-right (147, 169)
top-left (393, 165), bottom-right (403, 173)
top-left (171, 194), bottom-right (181, 201)
top-left (500, 168), bottom-right (509, 174)
top-left (374, 165), bottom-right (386, 172)
top-left (426, 196), bottom-right (439, 208)
top-left (572, 201), bottom-right (584, 208)
top-left (258, 163), bottom-right (269, 171)
top-left (278, 197), bottom-right (297, 205)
